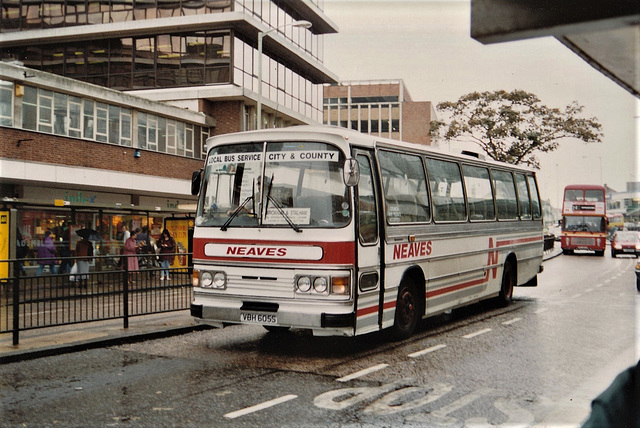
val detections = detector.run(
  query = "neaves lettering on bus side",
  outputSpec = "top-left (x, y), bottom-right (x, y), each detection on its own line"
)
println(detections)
top-left (392, 241), bottom-right (432, 260)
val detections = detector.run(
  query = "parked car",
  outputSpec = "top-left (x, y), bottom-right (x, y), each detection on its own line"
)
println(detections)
top-left (636, 261), bottom-right (640, 291)
top-left (610, 231), bottom-right (640, 258)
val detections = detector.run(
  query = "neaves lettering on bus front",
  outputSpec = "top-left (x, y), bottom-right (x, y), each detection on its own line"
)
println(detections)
top-left (226, 246), bottom-right (287, 257)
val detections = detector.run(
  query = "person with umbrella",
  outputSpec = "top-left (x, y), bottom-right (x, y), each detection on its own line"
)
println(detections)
top-left (75, 229), bottom-right (94, 288)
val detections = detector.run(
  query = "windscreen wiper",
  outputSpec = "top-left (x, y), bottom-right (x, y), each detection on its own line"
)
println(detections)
top-left (264, 174), bottom-right (302, 233)
top-left (220, 194), bottom-right (253, 231)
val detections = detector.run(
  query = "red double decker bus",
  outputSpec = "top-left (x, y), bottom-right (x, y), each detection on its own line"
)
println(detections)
top-left (561, 184), bottom-right (607, 256)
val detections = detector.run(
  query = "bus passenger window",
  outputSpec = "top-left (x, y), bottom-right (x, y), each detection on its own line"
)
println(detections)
top-left (527, 175), bottom-right (542, 219)
top-left (515, 174), bottom-right (532, 220)
top-left (462, 165), bottom-right (495, 221)
top-left (379, 151), bottom-right (430, 224)
top-left (426, 158), bottom-right (466, 222)
top-left (492, 170), bottom-right (518, 220)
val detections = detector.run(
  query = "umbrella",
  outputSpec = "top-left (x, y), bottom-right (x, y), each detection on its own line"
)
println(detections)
top-left (76, 228), bottom-right (101, 241)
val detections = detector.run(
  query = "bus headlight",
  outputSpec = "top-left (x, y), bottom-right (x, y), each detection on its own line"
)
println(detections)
top-left (200, 271), bottom-right (214, 288)
top-left (195, 270), bottom-right (226, 289)
top-left (313, 277), bottom-right (328, 293)
top-left (296, 276), bottom-right (311, 292)
top-left (213, 272), bottom-right (227, 288)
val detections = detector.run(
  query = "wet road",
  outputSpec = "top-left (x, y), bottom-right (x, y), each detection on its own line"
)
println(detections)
top-left (1, 252), bottom-right (637, 427)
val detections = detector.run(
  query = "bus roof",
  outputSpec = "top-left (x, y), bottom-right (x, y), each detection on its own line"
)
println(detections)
top-left (563, 184), bottom-right (606, 191)
top-left (206, 125), bottom-right (537, 174)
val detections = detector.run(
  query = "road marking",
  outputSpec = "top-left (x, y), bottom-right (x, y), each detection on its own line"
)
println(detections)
top-left (595, 283), bottom-right (603, 288)
top-left (534, 308), bottom-right (548, 314)
top-left (408, 344), bottom-right (447, 358)
top-left (337, 364), bottom-right (389, 382)
top-left (585, 288), bottom-right (594, 293)
top-left (502, 317), bottom-right (522, 325)
top-left (462, 328), bottom-right (492, 339)
top-left (224, 394), bottom-right (297, 419)
top-left (571, 293), bottom-right (582, 299)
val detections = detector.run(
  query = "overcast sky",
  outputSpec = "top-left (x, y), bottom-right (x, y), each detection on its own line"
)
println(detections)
top-left (322, 0), bottom-right (639, 210)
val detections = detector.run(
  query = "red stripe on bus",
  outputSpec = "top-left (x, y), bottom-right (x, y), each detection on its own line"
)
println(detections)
top-left (496, 236), bottom-right (542, 247)
top-left (426, 274), bottom-right (489, 298)
top-left (357, 305), bottom-right (379, 317)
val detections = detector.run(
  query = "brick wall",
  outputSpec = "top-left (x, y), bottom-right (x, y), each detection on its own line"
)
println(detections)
top-left (0, 127), bottom-right (203, 180)
top-left (201, 99), bottom-right (243, 137)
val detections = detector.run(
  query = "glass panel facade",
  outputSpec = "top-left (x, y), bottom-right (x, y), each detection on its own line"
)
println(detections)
top-left (0, 0), bottom-right (232, 31)
top-left (232, 37), bottom-right (323, 125)
top-left (4, 33), bottom-right (231, 90)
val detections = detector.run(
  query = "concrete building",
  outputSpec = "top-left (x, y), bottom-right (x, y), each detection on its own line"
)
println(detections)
top-left (323, 80), bottom-right (436, 146)
top-left (607, 182), bottom-right (640, 224)
top-left (0, 1), bottom-right (338, 269)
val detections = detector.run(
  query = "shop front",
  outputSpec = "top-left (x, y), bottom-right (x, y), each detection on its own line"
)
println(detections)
top-left (2, 185), bottom-right (196, 277)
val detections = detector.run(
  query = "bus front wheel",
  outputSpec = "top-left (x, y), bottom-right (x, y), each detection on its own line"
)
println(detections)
top-left (389, 280), bottom-right (420, 341)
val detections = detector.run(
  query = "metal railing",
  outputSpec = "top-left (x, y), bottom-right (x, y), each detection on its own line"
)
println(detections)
top-left (0, 253), bottom-right (192, 345)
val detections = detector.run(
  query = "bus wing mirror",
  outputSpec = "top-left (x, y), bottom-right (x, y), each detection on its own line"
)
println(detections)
top-left (191, 169), bottom-right (202, 195)
top-left (343, 158), bottom-right (360, 187)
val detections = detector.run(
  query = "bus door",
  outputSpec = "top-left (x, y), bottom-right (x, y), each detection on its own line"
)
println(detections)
top-left (353, 150), bottom-right (383, 335)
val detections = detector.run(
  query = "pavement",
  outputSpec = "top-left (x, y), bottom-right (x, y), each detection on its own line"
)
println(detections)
top-left (0, 246), bottom-right (564, 364)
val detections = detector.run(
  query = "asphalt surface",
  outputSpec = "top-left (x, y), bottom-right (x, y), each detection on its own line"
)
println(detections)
top-left (0, 247), bottom-right (563, 364)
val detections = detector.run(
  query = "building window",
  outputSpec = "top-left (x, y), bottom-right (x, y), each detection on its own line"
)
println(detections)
top-left (0, 80), bottom-right (13, 126)
top-left (15, 84), bottom-right (208, 158)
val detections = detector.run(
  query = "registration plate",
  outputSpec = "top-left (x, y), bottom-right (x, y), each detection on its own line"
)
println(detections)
top-left (240, 312), bottom-right (277, 324)
top-left (624, 249), bottom-right (635, 253)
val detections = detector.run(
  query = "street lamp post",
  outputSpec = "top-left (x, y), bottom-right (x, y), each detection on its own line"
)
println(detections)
top-left (257, 20), bottom-right (312, 130)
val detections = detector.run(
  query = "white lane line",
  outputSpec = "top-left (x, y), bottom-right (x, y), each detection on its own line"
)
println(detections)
top-left (534, 308), bottom-right (549, 314)
top-left (462, 328), bottom-right (492, 339)
top-left (224, 394), bottom-right (297, 419)
top-left (336, 363), bottom-right (389, 382)
top-left (408, 344), bottom-right (447, 358)
top-left (571, 293), bottom-right (583, 299)
top-left (502, 317), bottom-right (522, 325)
top-left (585, 288), bottom-right (594, 293)
top-left (595, 283), bottom-right (604, 288)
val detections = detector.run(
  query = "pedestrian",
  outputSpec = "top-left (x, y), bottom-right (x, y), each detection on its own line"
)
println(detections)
top-left (37, 230), bottom-right (58, 275)
top-left (121, 224), bottom-right (130, 243)
top-left (123, 228), bottom-right (141, 284)
top-left (75, 235), bottom-right (93, 288)
top-left (16, 228), bottom-right (27, 275)
top-left (136, 225), bottom-right (154, 276)
top-left (117, 223), bottom-right (130, 269)
top-left (58, 222), bottom-right (72, 274)
top-left (157, 228), bottom-right (176, 281)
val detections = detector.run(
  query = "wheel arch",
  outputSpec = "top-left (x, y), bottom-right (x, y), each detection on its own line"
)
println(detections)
top-left (400, 265), bottom-right (426, 317)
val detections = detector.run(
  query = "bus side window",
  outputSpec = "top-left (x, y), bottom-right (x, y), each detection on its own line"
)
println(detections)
top-left (492, 170), bottom-right (518, 220)
top-left (527, 175), bottom-right (542, 219)
top-left (426, 158), bottom-right (466, 222)
top-left (462, 165), bottom-right (495, 221)
top-left (515, 173), bottom-right (532, 220)
top-left (357, 154), bottom-right (378, 244)
top-left (378, 150), bottom-right (430, 224)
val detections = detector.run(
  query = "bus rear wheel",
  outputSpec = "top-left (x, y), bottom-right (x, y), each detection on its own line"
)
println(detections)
top-left (497, 261), bottom-right (515, 307)
top-left (389, 280), bottom-right (420, 341)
